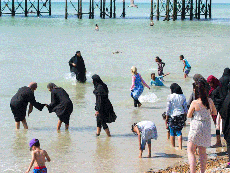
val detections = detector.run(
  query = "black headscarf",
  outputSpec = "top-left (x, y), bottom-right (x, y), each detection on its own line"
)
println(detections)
top-left (92, 74), bottom-right (108, 95)
top-left (222, 68), bottom-right (230, 77)
top-left (170, 83), bottom-right (183, 94)
top-left (47, 83), bottom-right (58, 91)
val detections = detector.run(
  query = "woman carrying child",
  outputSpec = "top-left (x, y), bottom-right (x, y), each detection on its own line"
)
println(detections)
top-left (131, 121), bottom-right (158, 158)
top-left (130, 66), bottom-right (150, 107)
top-left (166, 83), bottom-right (188, 150)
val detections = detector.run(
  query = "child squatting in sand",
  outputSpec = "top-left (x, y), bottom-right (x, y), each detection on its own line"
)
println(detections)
top-left (26, 139), bottom-right (51, 173)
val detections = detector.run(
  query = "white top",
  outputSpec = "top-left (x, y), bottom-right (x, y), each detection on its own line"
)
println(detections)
top-left (137, 121), bottom-right (158, 140)
top-left (166, 93), bottom-right (188, 117)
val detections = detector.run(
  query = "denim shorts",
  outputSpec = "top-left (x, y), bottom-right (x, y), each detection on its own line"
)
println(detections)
top-left (169, 127), bottom-right (182, 137)
top-left (140, 138), bottom-right (151, 150)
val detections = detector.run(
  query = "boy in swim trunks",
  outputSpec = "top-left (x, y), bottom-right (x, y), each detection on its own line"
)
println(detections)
top-left (179, 55), bottom-right (191, 78)
top-left (26, 139), bottom-right (51, 173)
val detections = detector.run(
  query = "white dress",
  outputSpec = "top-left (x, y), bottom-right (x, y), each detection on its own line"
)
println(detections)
top-left (188, 103), bottom-right (211, 147)
top-left (137, 121), bottom-right (158, 141)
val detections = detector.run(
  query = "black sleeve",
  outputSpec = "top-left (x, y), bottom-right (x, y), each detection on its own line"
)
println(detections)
top-left (162, 62), bottom-right (165, 67)
top-left (29, 92), bottom-right (45, 111)
top-left (69, 57), bottom-right (74, 67)
top-left (47, 92), bottom-right (57, 113)
top-left (94, 85), bottom-right (105, 112)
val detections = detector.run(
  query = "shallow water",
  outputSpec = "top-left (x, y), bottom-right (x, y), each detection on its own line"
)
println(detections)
top-left (0, 3), bottom-right (230, 173)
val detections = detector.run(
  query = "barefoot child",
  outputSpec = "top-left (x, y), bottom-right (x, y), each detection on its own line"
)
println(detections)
top-left (179, 55), bottom-right (191, 78)
top-left (150, 73), bottom-right (170, 86)
top-left (26, 139), bottom-right (51, 173)
top-left (131, 121), bottom-right (158, 158)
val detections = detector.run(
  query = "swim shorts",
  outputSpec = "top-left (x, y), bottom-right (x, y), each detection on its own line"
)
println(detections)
top-left (33, 166), bottom-right (47, 173)
top-left (169, 127), bottom-right (182, 137)
top-left (185, 67), bottom-right (191, 75)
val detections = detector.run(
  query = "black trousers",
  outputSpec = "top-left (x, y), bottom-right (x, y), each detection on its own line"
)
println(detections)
top-left (97, 116), bottom-right (108, 130)
top-left (131, 95), bottom-right (140, 107)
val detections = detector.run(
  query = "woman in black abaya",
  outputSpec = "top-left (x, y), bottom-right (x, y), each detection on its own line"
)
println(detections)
top-left (92, 74), bottom-right (117, 137)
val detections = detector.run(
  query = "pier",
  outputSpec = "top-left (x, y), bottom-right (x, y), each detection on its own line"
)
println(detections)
top-left (0, 0), bottom-right (212, 20)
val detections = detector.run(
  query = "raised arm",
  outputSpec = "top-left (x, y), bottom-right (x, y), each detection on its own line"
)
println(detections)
top-left (25, 152), bottom-right (35, 173)
top-left (140, 74), bottom-right (150, 89)
top-left (162, 62), bottom-right (165, 68)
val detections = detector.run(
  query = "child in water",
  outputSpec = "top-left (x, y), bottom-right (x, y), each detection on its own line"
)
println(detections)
top-left (150, 73), bottom-right (170, 86)
top-left (179, 55), bottom-right (191, 78)
top-left (131, 121), bottom-right (158, 158)
top-left (155, 56), bottom-right (165, 76)
top-left (26, 139), bottom-right (51, 173)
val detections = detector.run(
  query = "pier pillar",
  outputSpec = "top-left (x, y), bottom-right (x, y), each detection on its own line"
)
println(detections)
top-left (173, 0), bottom-right (177, 21)
top-left (166, 0), bottom-right (170, 21)
top-left (209, 0), bottom-right (211, 18)
top-left (25, 0), bottom-right (28, 16)
top-left (122, 0), bottom-right (125, 18)
top-left (92, 0), bottom-right (94, 19)
top-left (156, 0), bottom-right (159, 20)
top-left (195, 0), bottom-right (197, 18)
top-left (110, 0), bottom-right (112, 18)
top-left (0, 0), bottom-right (1, 16)
top-left (12, 0), bottom-right (15, 16)
top-left (113, 0), bottom-right (116, 18)
top-left (100, 0), bottom-right (102, 18)
top-left (65, 0), bottom-right (67, 19)
top-left (190, 0), bottom-right (193, 20)
top-left (37, 0), bottom-right (40, 16)
top-left (181, 0), bottom-right (185, 20)
top-left (150, 0), bottom-right (153, 20)
top-left (49, 0), bottom-right (51, 16)
top-left (198, 0), bottom-right (200, 19)
top-left (205, 0), bottom-right (207, 19)
top-left (102, 0), bottom-right (105, 19)
top-left (79, 0), bottom-right (82, 19)
top-left (89, 0), bottom-right (92, 18)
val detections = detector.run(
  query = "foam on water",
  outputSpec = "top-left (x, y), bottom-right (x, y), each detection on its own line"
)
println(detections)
top-left (139, 92), bottom-right (159, 103)
top-left (65, 72), bottom-right (92, 85)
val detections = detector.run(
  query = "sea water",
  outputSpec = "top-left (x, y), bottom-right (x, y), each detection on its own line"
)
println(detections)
top-left (0, 3), bottom-right (230, 173)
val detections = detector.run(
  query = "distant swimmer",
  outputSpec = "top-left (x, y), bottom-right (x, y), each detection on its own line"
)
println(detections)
top-left (69, 51), bottom-right (87, 83)
top-left (150, 73), bottom-right (170, 86)
top-left (10, 82), bottom-right (46, 129)
top-left (95, 24), bottom-right (99, 31)
top-left (112, 51), bottom-right (122, 54)
top-left (128, 0), bottom-right (138, 8)
top-left (150, 20), bottom-right (154, 26)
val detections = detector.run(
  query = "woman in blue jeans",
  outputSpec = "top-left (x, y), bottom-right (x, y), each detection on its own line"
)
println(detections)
top-left (166, 83), bottom-right (188, 150)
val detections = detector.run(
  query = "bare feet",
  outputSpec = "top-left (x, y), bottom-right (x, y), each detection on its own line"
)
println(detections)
top-left (211, 143), bottom-right (222, 148)
top-left (147, 154), bottom-right (151, 158)
top-left (138, 103), bottom-right (142, 107)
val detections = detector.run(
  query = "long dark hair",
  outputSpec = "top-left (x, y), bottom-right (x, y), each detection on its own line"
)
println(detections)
top-left (156, 56), bottom-right (162, 62)
top-left (170, 83), bottom-right (183, 94)
top-left (193, 80), bottom-right (210, 109)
